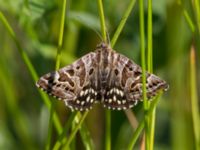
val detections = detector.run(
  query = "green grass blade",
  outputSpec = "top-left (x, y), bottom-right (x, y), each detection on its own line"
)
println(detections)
top-left (179, 0), bottom-right (195, 33)
top-left (105, 110), bottom-right (111, 150)
top-left (97, 0), bottom-right (107, 41)
top-left (127, 93), bottom-right (162, 150)
top-left (147, 0), bottom-right (155, 150)
top-left (183, 10), bottom-right (195, 33)
top-left (147, 0), bottom-right (153, 74)
top-left (79, 117), bottom-right (94, 150)
top-left (46, 0), bottom-right (67, 149)
top-left (52, 112), bottom-right (77, 150)
top-left (190, 46), bottom-right (200, 150)
top-left (0, 11), bottom-right (62, 134)
top-left (63, 111), bottom-right (89, 149)
top-left (55, 0), bottom-right (67, 70)
top-left (139, 0), bottom-right (149, 149)
top-left (111, 0), bottom-right (136, 47)
top-left (193, 0), bottom-right (200, 33)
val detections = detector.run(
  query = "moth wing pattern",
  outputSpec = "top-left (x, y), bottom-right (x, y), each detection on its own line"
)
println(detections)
top-left (102, 50), bottom-right (169, 110)
top-left (36, 52), bottom-right (98, 111)
top-left (119, 56), bottom-right (169, 102)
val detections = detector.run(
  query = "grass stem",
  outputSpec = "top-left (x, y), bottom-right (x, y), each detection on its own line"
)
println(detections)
top-left (147, 0), bottom-right (155, 150)
top-left (63, 111), bottom-right (89, 149)
top-left (193, 0), bottom-right (200, 33)
top-left (139, 0), bottom-right (149, 149)
top-left (46, 0), bottom-right (67, 148)
top-left (111, 0), bottom-right (136, 47)
top-left (127, 93), bottom-right (162, 150)
top-left (105, 110), bottom-right (111, 150)
top-left (97, 0), bottom-right (107, 41)
top-left (52, 113), bottom-right (77, 150)
top-left (190, 46), bottom-right (200, 150)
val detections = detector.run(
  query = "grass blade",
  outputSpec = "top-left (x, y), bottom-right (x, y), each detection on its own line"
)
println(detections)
top-left (192, 0), bottom-right (200, 33)
top-left (190, 45), bottom-right (200, 150)
top-left (111, 0), bottom-right (136, 47)
top-left (147, 0), bottom-right (155, 150)
top-left (63, 111), bottom-right (89, 149)
top-left (105, 110), bottom-right (111, 150)
top-left (52, 113), bottom-right (77, 150)
top-left (97, 0), bottom-right (107, 41)
top-left (127, 93), bottom-right (162, 149)
top-left (139, 0), bottom-right (149, 149)
top-left (46, 0), bottom-right (67, 149)
top-left (0, 11), bottom-right (62, 134)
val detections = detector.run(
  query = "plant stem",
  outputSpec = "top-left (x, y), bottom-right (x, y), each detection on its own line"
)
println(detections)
top-left (105, 110), bottom-right (111, 150)
top-left (55, 0), bottom-right (67, 70)
top-left (127, 93), bottom-right (162, 150)
top-left (97, 0), bottom-right (107, 41)
top-left (190, 46), bottom-right (200, 150)
top-left (147, 0), bottom-right (155, 150)
top-left (183, 10), bottom-right (195, 33)
top-left (52, 112), bottom-right (77, 150)
top-left (63, 111), bottom-right (89, 149)
top-left (139, 0), bottom-right (149, 149)
top-left (193, 0), bottom-right (200, 33)
top-left (46, 0), bottom-right (67, 148)
top-left (179, 0), bottom-right (195, 33)
top-left (111, 0), bottom-right (136, 47)
top-left (147, 0), bottom-right (153, 73)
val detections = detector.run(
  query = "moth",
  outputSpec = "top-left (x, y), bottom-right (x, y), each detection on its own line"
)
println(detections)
top-left (36, 42), bottom-right (169, 111)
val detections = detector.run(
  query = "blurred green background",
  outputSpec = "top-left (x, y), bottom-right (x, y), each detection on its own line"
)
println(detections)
top-left (0, 0), bottom-right (199, 150)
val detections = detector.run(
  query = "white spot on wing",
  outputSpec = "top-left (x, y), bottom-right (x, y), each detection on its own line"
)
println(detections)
top-left (117, 100), bottom-right (121, 105)
top-left (113, 96), bottom-right (117, 102)
top-left (90, 99), bottom-right (94, 103)
top-left (117, 107), bottom-right (121, 110)
top-left (122, 100), bottom-right (126, 104)
top-left (80, 91), bottom-right (84, 96)
top-left (81, 101), bottom-right (85, 105)
top-left (86, 96), bottom-right (90, 102)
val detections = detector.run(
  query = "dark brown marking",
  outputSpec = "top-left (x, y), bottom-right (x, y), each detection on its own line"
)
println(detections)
top-left (58, 72), bottom-right (75, 87)
top-left (114, 69), bottom-right (119, 76)
top-left (67, 69), bottom-right (75, 76)
top-left (52, 82), bottom-right (56, 86)
top-left (134, 69), bottom-right (141, 77)
top-left (65, 87), bottom-right (69, 91)
top-left (76, 66), bottom-right (80, 70)
top-left (76, 60), bottom-right (86, 87)
top-left (130, 77), bottom-right (142, 89)
top-left (89, 68), bottom-right (94, 75)
top-left (121, 66), bottom-right (129, 87)
top-left (126, 60), bottom-right (134, 72)
top-left (56, 84), bottom-right (61, 87)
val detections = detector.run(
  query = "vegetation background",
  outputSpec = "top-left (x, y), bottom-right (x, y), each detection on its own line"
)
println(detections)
top-left (0, 0), bottom-right (199, 150)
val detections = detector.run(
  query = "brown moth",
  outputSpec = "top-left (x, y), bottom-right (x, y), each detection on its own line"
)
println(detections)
top-left (36, 42), bottom-right (169, 111)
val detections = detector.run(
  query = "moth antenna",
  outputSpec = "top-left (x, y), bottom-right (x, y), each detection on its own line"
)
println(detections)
top-left (70, 14), bottom-right (103, 42)
top-left (106, 30), bottom-right (111, 46)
